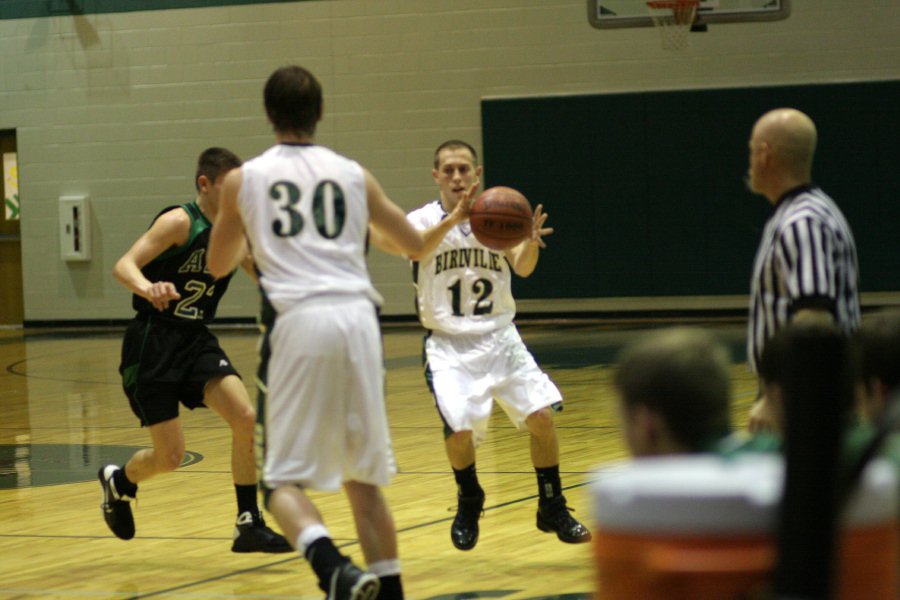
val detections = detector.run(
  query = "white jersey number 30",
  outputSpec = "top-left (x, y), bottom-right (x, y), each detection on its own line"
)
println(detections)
top-left (269, 179), bottom-right (346, 240)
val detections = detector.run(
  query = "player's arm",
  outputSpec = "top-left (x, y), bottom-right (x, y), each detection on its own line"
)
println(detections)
top-left (506, 204), bottom-right (553, 278)
top-left (405, 179), bottom-right (479, 261)
top-left (208, 168), bottom-right (247, 280)
top-left (365, 169), bottom-right (424, 258)
top-left (368, 224), bottom-right (407, 256)
top-left (238, 239), bottom-right (258, 284)
top-left (112, 209), bottom-right (188, 311)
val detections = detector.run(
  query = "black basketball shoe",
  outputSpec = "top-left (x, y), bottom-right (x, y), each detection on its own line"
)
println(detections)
top-left (98, 465), bottom-right (136, 540)
top-left (536, 495), bottom-right (591, 543)
top-left (231, 510), bottom-right (293, 553)
top-left (451, 492), bottom-right (485, 550)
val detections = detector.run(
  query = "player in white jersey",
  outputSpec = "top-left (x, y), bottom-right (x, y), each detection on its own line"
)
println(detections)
top-left (208, 65), bottom-right (423, 600)
top-left (404, 140), bottom-right (591, 550)
top-left (409, 198), bottom-right (516, 336)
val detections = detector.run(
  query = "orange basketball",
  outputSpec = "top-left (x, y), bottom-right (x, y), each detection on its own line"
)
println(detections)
top-left (470, 186), bottom-right (533, 251)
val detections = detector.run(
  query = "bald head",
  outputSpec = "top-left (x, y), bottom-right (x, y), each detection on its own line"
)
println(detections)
top-left (753, 108), bottom-right (817, 178)
top-left (747, 108), bottom-right (817, 202)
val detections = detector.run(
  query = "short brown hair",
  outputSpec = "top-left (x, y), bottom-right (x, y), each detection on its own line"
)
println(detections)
top-left (195, 147), bottom-right (241, 191)
top-left (433, 140), bottom-right (478, 169)
top-left (614, 327), bottom-right (732, 451)
top-left (264, 65), bottom-right (323, 136)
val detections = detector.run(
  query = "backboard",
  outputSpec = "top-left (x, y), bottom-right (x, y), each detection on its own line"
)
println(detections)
top-left (587, 0), bottom-right (790, 29)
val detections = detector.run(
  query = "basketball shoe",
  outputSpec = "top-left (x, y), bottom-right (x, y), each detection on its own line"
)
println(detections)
top-left (327, 561), bottom-right (380, 600)
top-left (231, 510), bottom-right (293, 553)
top-left (98, 465), bottom-right (136, 540)
top-left (451, 492), bottom-right (484, 550)
top-left (536, 495), bottom-right (591, 543)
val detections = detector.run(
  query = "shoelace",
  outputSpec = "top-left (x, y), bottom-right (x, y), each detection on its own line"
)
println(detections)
top-left (543, 502), bottom-right (577, 523)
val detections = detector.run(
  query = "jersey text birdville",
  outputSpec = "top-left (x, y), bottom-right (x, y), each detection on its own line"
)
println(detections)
top-left (434, 248), bottom-right (503, 275)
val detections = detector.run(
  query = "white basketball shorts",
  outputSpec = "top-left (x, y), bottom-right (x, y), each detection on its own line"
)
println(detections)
top-left (261, 296), bottom-right (396, 491)
top-left (425, 323), bottom-right (562, 445)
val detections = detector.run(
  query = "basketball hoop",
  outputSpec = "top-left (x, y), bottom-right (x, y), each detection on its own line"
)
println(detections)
top-left (646, 0), bottom-right (700, 51)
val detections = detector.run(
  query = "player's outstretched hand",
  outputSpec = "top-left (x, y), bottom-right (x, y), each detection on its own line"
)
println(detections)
top-left (530, 204), bottom-right (554, 248)
top-left (146, 281), bottom-right (181, 311)
top-left (449, 178), bottom-right (480, 225)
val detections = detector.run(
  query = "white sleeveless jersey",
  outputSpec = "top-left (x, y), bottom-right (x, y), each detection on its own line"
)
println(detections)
top-left (408, 200), bottom-right (515, 335)
top-left (238, 144), bottom-right (381, 315)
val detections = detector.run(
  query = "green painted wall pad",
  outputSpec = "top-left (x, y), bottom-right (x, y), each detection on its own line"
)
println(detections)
top-left (483, 80), bottom-right (900, 300)
top-left (0, 444), bottom-right (203, 488)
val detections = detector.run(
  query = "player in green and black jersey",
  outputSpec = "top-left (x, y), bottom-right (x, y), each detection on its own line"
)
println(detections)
top-left (98, 147), bottom-right (290, 554)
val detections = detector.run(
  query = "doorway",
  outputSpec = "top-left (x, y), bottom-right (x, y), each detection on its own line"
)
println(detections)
top-left (0, 130), bottom-right (24, 325)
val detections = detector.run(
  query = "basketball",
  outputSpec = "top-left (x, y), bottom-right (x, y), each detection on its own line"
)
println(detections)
top-left (469, 186), bottom-right (533, 251)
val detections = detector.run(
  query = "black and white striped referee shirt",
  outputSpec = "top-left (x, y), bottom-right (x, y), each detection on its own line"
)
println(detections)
top-left (747, 184), bottom-right (860, 373)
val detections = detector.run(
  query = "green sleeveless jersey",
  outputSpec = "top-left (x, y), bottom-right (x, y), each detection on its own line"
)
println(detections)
top-left (132, 202), bottom-right (233, 323)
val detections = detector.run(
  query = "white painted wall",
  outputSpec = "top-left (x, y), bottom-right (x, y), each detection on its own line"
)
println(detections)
top-left (1, 0), bottom-right (897, 320)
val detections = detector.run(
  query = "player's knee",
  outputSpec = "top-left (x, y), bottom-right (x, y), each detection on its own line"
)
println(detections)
top-left (446, 429), bottom-right (473, 447)
top-left (233, 403), bottom-right (256, 434)
top-left (526, 407), bottom-right (555, 436)
top-left (158, 448), bottom-right (184, 472)
top-left (346, 482), bottom-right (384, 515)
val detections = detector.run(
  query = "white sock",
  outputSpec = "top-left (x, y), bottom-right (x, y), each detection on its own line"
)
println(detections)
top-left (367, 558), bottom-right (401, 577)
top-left (296, 524), bottom-right (330, 555)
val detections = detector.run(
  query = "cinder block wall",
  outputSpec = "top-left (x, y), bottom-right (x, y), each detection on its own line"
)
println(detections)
top-left (1, 0), bottom-right (897, 320)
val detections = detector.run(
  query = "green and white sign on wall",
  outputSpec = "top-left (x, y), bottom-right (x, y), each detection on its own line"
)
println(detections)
top-left (3, 152), bottom-right (19, 220)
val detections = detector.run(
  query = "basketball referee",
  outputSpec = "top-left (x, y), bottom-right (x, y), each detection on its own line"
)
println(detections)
top-left (745, 108), bottom-right (860, 433)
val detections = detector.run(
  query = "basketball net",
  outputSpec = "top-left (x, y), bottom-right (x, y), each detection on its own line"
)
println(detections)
top-left (646, 0), bottom-right (699, 51)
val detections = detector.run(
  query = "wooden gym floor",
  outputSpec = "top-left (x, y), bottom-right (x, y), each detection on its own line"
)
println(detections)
top-left (0, 319), bottom-right (757, 600)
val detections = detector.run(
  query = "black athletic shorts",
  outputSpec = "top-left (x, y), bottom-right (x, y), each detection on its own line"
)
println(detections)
top-left (119, 314), bottom-right (240, 427)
